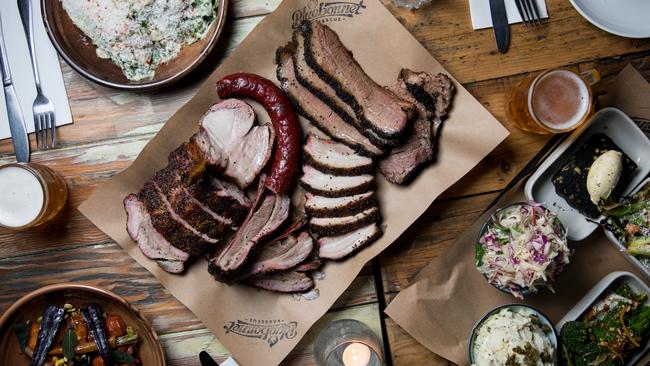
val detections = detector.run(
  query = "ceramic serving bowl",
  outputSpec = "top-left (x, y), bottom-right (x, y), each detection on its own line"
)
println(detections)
top-left (41, 0), bottom-right (228, 90)
top-left (468, 304), bottom-right (558, 365)
top-left (0, 283), bottom-right (165, 365)
top-left (476, 202), bottom-right (568, 298)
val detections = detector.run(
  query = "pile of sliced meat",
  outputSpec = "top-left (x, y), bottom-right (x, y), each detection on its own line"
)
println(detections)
top-left (276, 19), bottom-right (455, 185)
top-left (301, 134), bottom-right (383, 259)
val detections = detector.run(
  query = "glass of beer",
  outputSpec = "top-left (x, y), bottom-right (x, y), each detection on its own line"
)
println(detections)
top-left (0, 163), bottom-right (68, 230)
top-left (508, 68), bottom-right (594, 134)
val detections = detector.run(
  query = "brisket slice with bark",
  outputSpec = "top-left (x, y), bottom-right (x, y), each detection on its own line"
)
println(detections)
top-left (246, 270), bottom-right (314, 293)
top-left (245, 231), bottom-right (314, 277)
top-left (125, 194), bottom-right (189, 273)
top-left (291, 33), bottom-right (396, 149)
top-left (299, 20), bottom-right (412, 139)
top-left (275, 46), bottom-right (384, 157)
top-left (301, 165), bottom-right (374, 198)
top-left (140, 181), bottom-right (221, 255)
top-left (305, 191), bottom-right (377, 218)
top-left (317, 223), bottom-right (383, 260)
top-left (309, 206), bottom-right (380, 236)
top-left (188, 176), bottom-right (251, 224)
top-left (304, 134), bottom-right (373, 176)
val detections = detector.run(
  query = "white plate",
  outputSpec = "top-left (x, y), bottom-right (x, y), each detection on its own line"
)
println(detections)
top-left (603, 178), bottom-right (650, 279)
top-left (569, 0), bottom-right (650, 38)
top-left (525, 108), bottom-right (650, 241)
top-left (556, 271), bottom-right (650, 365)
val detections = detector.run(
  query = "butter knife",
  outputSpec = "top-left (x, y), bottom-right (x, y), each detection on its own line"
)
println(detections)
top-left (490, 0), bottom-right (510, 53)
top-left (0, 12), bottom-right (30, 162)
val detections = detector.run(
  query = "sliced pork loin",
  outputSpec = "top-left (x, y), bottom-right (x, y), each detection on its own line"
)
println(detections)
top-left (318, 223), bottom-right (382, 260)
top-left (309, 207), bottom-right (380, 236)
top-left (246, 231), bottom-right (314, 277)
top-left (305, 191), bottom-right (377, 217)
top-left (198, 99), bottom-right (275, 189)
top-left (139, 181), bottom-right (221, 255)
top-left (301, 165), bottom-right (374, 197)
top-left (299, 20), bottom-right (412, 139)
top-left (189, 177), bottom-right (251, 224)
top-left (246, 270), bottom-right (314, 293)
top-left (275, 46), bottom-right (384, 157)
top-left (125, 195), bottom-right (189, 273)
top-left (304, 134), bottom-right (373, 175)
top-left (209, 192), bottom-right (291, 281)
top-left (290, 34), bottom-right (396, 149)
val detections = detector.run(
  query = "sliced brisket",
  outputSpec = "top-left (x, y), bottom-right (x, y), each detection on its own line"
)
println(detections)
top-left (305, 191), bottom-right (377, 217)
top-left (309, 206), bottom-right (380, 236)
top-left (304, 134), bottom-right (373, 176)
top-left (246, 271), bottom-right (314, 293)
top-left (317, 223), bottom-right (382, 260)
top-left (275, 46), bottom-right (384, 157)
top-left (246, 231), bottom-right (314, 277)
top-left (299, 20), bottom-right (412, 139)
top-left (125, 194), bottom-right (189, 273)
top-left (301, 165), bottom-right (374, 197)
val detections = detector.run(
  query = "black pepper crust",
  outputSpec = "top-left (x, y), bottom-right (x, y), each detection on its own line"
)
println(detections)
top-left (317, 225), bottom-right (384, 261)
top-left (275, 46), bottom-right (381, 158)
top-left (300, 177), bottom-right (376, 198)
top-left (308, 208), bottom-right (381, 236)
top-left (305, 192), bottom-right (378, 218)
top-left (303, 151), bottom-right (374, 176)
top-left (299, 20), bottom-right (409, 141)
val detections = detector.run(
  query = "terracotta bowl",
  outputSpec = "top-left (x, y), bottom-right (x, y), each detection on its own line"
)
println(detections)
top-left (0, 283), bottom-right (165, 365)
top-left (41, 0), bottom-right (228, 90)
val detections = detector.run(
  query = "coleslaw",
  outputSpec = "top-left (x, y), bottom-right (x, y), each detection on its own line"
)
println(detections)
top-left (476, 203), bottom-right (570, 299)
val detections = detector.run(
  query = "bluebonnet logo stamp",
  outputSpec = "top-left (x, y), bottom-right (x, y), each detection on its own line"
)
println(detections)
top-left (224, 318), bottom-right (299, 347)
top-left (291, 0), bottom-right (366, 28)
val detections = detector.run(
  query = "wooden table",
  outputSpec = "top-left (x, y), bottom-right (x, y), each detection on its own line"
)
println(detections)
top-left (1, 0), bottom-right (649, 364)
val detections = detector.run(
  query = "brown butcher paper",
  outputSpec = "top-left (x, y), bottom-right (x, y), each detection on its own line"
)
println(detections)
top-left (78, 0), bottom-right (509, 364)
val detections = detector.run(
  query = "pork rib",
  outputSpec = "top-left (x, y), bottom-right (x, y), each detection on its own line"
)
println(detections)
top-left (301, 165), bottom-right (374, 197)
top-left (317, 223), bottom-right (382, 260)
top-left (299, 20), bottom-right (412, 139)
top-left (304, 134), bottom-right (373, 176)
top-left (125, 194), bottom-right (189, 273)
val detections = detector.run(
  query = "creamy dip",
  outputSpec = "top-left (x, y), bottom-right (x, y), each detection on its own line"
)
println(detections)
top-left (60, 0), bottom-right (217, 81)
top-left (472, 308), bottom-right (554, 366)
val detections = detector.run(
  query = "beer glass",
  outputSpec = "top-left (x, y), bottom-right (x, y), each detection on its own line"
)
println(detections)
top-left (508, 69), bottom-right (597, 134)
top-left (0, 163), bottom-right (68, 230)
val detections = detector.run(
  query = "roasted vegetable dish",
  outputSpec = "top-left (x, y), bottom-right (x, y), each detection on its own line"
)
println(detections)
top-left (602, 182), bottom-right (650, 269)
top-left (14, 303), bottom-right (141, 366)
top-left (559, 283), bottom-right (650, 366)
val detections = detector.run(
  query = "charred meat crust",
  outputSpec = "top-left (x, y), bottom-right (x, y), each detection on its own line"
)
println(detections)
top-left (139, 182), bottom-right (218, 255)
top-left (301, 178), bottom-right (375, 198)
top-left (289, 33), bottom-right (397, 149)
top-left (188, 178), bottom-right (250, 223)
top-left (275, 47), bottom-right (381, 158)
top-left (299, 20), bottom-right (409, 141)
top-left (318, 225), bottom-right (383, 261)
top-left (303, 152), bottom-right (373, 176)
top-left (308, 209), bottom-right (381, 236)
top-left (305, 193), bottom-right (378, 218)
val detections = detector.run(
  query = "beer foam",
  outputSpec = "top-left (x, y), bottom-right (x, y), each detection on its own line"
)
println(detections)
top-left (528, 70), bottom-right (590, 131)
top-left (0, 166), bottom-right (44, 227)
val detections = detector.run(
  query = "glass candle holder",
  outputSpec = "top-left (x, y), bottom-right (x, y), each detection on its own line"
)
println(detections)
top-left (314, 319), bottom-right (383, 366)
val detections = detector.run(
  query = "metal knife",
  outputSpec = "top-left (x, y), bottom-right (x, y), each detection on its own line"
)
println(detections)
top-left (490, 0), bottom-right (510, 53)
top-left (0, 12), bottom-right (30, 162)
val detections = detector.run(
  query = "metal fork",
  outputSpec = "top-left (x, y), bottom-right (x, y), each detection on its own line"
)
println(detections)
top-left (515, 0), bottom-right (543, 28)
top-left (18, 0), bottom-right (56, 149)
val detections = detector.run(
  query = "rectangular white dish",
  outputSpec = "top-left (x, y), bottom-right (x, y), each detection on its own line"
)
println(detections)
top-left (556, 271), bottom-right (650, 366)
top-left (603, 178), bottom-right (650, 279)
top-left (525, 107), bottom-right (650, 241)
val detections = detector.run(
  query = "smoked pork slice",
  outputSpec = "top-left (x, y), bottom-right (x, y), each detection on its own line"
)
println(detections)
top-left (246, 231), bottom-right (314, 277)
top-left (305, 191), bottom-right (376, 217)
top-left (299, 20), bottom-right (411, 139)
top-left (275, 46), bottom-right (384, 157)
top-left (294, 257), bottom-right (323, 272)
top-left (224, 124), bottom-right (274, 189)
top-left (301, 165), bottom-right (374, 197)
top-left (125, 194), bottom-right (189, 273)
top-left (246, 271), bottom-right (314, 293)
top-left (317, 223), bottom-right (382, 259)
top-left (304, 134), bottom-right (373, 175)
top-left (189, 177), bottom-right (251, 224)
top-left (290, 34), bottom-right (395, 149)
top-left (309, 207), bottom-right (380, 236)
top-left (140, 181), bottom-right (221, 255)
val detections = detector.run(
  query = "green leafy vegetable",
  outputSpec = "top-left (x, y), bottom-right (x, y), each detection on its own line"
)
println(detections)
top-left (110, 349), bottom-right (136, 365)
top-left (475, 242), bottom-right (485, 266)
top-left (13, 321), bottom-right (29, 351)
top-left (62, 329), bottom-right (78, 360)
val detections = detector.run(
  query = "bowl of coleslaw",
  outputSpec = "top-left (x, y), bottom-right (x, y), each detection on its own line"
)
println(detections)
top-left (476, 202), bottom-right (571, 299)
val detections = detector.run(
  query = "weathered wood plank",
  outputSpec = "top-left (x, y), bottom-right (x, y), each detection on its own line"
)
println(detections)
top-left (159, 303), bottom-right (382, 365)
top-left (385, 317), bottom-right (450, 366)
top-left (0, 243), bottom-right (378, 335)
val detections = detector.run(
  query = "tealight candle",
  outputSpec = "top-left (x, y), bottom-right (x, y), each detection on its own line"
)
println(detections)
top-left (313, 319), bottom-right (382, 366)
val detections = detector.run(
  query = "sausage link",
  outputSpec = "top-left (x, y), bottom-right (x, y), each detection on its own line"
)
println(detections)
top-left (216, 73), bottom-right (301, 194)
